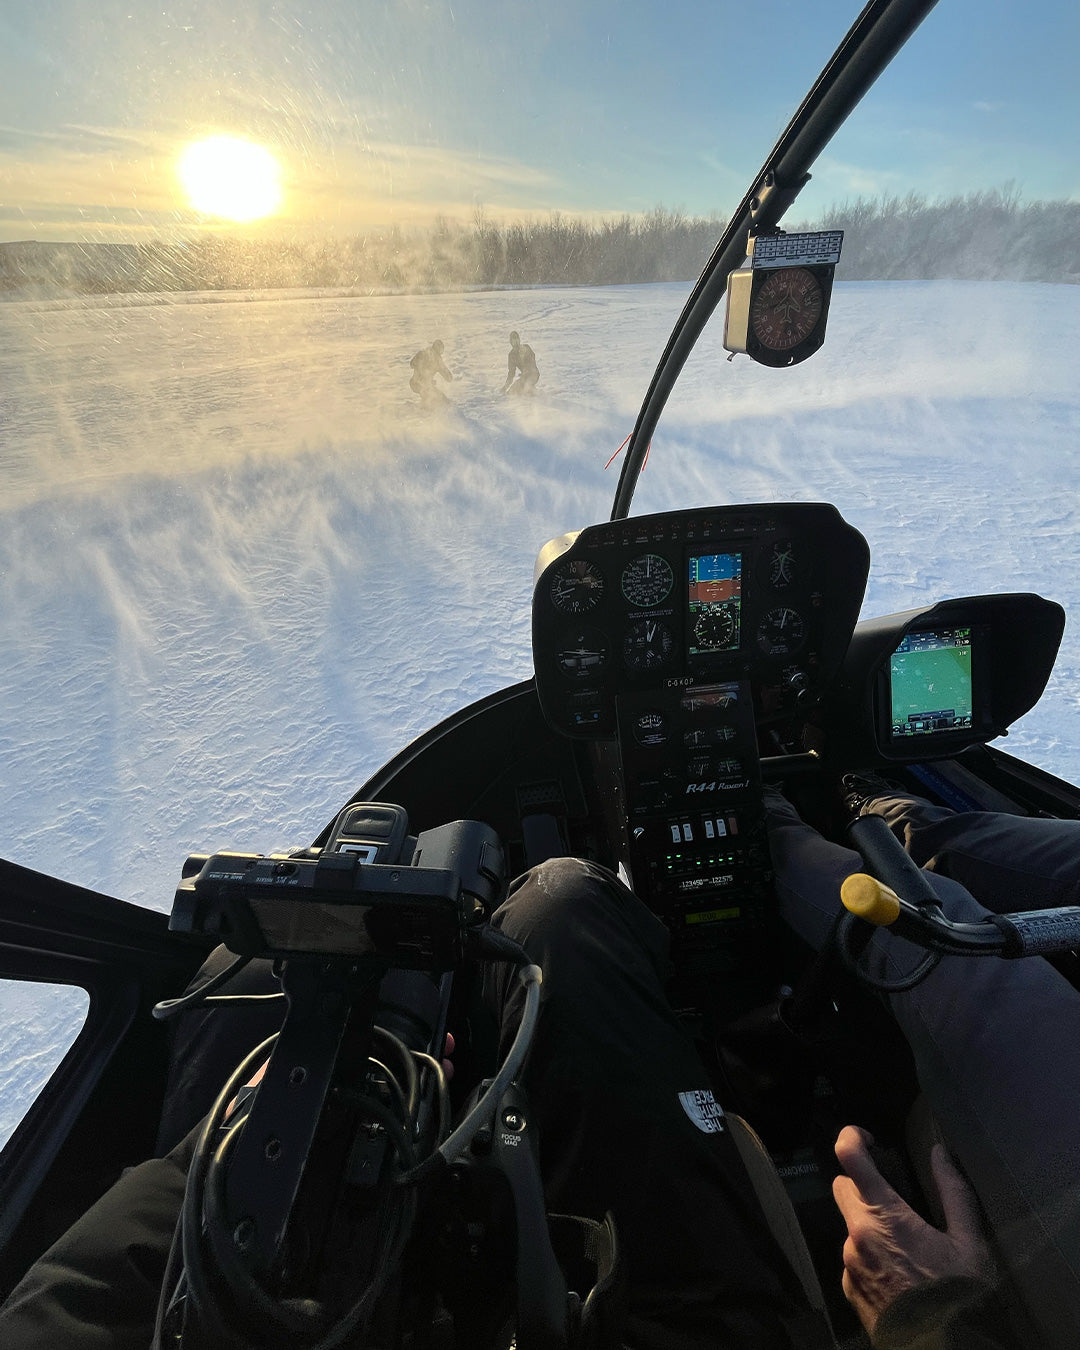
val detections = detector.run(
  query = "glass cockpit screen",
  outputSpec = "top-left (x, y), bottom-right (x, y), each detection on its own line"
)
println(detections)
top-left (688, 553), bottom-right (742, 655)
top-left (890, 628), bottom-right (973, 738)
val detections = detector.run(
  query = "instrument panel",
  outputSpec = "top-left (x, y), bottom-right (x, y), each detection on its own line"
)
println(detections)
top-left (532, 504), bottom-right (870, 968)
top-left (532, 503), bottom-right (870, 741)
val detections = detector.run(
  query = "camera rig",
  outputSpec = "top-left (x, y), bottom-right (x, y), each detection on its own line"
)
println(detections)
top-left (155, 804), bottom-right (606, 1350)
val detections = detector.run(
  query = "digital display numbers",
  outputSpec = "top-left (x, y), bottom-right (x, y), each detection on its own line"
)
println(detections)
top-left (688, 553), bottom-right (742, 656)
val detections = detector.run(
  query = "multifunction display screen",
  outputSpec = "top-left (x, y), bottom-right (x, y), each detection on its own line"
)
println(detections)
top-left (890, 627), bottom-right (973, 738)
top-left (688, 553), bottom-right (742, 656)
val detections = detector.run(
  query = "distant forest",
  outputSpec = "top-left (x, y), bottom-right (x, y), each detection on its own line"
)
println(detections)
top-left (2, 188), bottom-right (1078, 297)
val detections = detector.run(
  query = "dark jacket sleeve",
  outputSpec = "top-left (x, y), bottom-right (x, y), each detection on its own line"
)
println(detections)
top-left (0, 1127), bottom-right (197, 1350)
top-left (872, 1275), bottom-right (1022, 1350)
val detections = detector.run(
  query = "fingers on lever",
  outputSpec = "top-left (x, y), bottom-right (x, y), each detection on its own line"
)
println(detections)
top-left (834, 1125), bottom-right (902, 1207)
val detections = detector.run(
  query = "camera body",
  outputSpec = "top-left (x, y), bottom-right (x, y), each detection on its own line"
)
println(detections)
top-left (171, 803), bottom-right (506, 971)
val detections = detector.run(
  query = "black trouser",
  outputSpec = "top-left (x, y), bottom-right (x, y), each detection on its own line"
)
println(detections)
top-left (484, 857), bottom-right (817, 1349)
top-left (1, 859), bottom-right (816, 1349)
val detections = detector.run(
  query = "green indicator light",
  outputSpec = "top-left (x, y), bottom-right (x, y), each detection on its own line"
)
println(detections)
top-left (685, 907), bottom-right (742, 926)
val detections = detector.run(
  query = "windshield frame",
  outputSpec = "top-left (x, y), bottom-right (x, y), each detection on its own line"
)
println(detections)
top-left (610, 0), bottom-right (940, 520)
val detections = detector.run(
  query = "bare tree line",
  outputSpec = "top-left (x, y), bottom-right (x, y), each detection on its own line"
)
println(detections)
top-left (810, 186), bottom-right (1080, 283)
top-left (2, 188), bottom-right (1078, 297)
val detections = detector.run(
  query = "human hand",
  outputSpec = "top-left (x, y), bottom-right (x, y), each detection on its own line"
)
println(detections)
top-left (441, 1031), bottom-right (455, 1080)
top-left (225, 1057), bottom-right (268, 1120)
top-left (832, 1125), bottom-right (995, 1334)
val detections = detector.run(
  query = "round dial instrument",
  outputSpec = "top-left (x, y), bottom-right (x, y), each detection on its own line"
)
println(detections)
top-left (621, 554), bottom-right (674, 608)
top-left (633, 710), bottom-right (670, 747)
top-left (756, 606), bottom-right (806, 657)
top-left (549, 559), bottom-right (605, 614)
top-left (623, 619), bottom-right (675, 671)
top-left (692, 604), bottom-right (737, 652)
top-left (556, 628), bottom-right (609, 679)
top-left (750, 268), bottom-right (823, 352)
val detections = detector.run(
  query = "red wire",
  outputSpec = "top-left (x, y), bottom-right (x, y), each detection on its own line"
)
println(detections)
top-left (604, 435), bottom-right (650, 471)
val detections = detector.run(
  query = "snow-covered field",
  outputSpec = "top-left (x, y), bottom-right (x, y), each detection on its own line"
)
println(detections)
top-left (1, 279), bottom-right (1078, 1144)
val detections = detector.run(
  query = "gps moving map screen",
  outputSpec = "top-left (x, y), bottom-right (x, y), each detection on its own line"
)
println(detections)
top-left (890, 628), bottom-right (973, 739)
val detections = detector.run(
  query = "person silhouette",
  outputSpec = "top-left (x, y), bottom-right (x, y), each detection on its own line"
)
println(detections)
top-left (409, 339), bottom-right (453, 405)
top-left (500, 331), bottom-right (539, 395)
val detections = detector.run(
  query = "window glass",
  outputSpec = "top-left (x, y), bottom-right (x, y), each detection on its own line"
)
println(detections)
top-left (1, 0), bottom-right (1077, 912)
top-left (0, 980), bottom-right (91, 1152)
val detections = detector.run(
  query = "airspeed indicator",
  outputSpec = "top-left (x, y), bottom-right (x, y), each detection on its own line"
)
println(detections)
top-left (621, 554), bottom-right (674, 608)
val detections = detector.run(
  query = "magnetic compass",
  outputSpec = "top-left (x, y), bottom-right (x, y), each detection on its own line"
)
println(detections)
top-left (750, 268), bottom-right (823, 352)
top-left (722, 231), bottom-right (842, 368)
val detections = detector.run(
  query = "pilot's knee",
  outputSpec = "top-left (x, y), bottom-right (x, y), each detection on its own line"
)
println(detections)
top-left (499, 856), bottom-right (601, 928)
top-left (496, 856), bottom-right (662, 959)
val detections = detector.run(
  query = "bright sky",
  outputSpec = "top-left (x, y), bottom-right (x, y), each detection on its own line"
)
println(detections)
top-left (1, 0), bottom-right (1077, 242)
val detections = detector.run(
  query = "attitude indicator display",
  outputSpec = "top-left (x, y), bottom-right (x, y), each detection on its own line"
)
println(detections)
top-left (688, 552), bottom-right (742, 655)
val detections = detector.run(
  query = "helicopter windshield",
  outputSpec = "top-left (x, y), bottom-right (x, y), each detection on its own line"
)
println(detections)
top-left (1, 0), bottom-right (1078, 911)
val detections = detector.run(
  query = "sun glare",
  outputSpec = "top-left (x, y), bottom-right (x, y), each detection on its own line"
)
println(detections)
top-left (178, 136), bottom-right (283, 222)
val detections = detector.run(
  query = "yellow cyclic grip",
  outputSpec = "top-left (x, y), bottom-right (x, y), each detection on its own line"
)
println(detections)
top-left (840, 873), bottom-right (902, 926)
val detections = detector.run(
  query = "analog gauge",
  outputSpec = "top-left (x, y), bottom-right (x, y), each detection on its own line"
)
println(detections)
top-left (768, 540), bottom-right (796, 588)
top-left (688, 755), bottom-right (742, 781)
top-left (556, 628), bottom-right (609, 679)
top-left (756, 606), bottom-right (806, 657)
top-left (681, 684), bottom-right (738, 714)
top-left (621, 553), bottom-right (674, 608)
top-left (549, 558), bottom-right (605, 615)
top-left (623, 619), bottom-right (675, 672)
top-left (750, 268), bottom-right (824, 352)
top-left (684, 724), bottom-right (737, 749)
top-left (692, 604), bottom-right (737, 652)
top-left (633, 710), bottom-right (669, 747)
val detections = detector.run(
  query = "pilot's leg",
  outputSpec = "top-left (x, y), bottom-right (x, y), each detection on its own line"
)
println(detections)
top-left (483, 857), bottom-right (825, 1350)
top-left (852, 788), bottom-right (1080, 913)
top-left (766, 791), bottom-right (1080, 1349)
top-left (153, 948), bottom-right (284, 1155)
top-left (0, 1126), bottom-right (197, 1349)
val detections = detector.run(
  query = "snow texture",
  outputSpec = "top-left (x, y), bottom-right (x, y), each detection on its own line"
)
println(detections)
top-left (1, 279), bottom-right (1078, 1145)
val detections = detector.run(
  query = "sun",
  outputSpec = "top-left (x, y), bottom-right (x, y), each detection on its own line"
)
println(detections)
top-left (178, 136), bottom-right (283, 222)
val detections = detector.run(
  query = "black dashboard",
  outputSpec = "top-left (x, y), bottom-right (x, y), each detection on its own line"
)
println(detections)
top-left (531, 503), bottom-right (870, 965)
top-left (530, 504), bottom-right (1064, 976)
top-left (532, 503), bottom-right (870, 741)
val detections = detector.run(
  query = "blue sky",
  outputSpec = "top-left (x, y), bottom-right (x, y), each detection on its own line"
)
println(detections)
top-left (1, 0), bottom-right (1077, 241)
